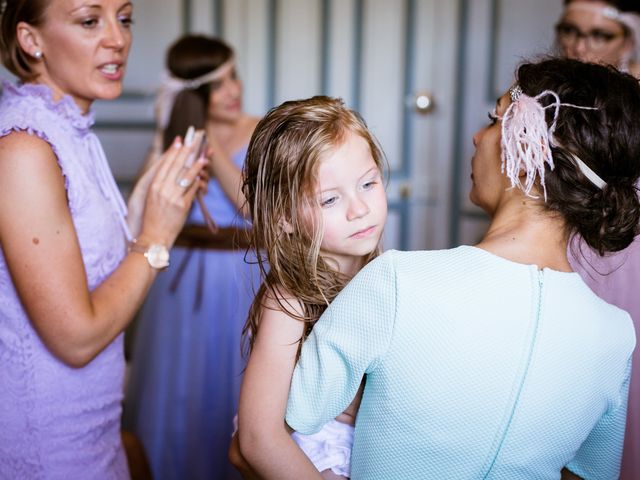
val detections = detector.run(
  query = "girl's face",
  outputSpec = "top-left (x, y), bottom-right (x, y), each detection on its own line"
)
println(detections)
top-left (311, 130), bottom-right (388, 276)
top-left (469, 91), bottom-right (512, 214)
top-left (207, 66), bottom-right (243, 123)
top-left (557, 1), bottom-right (631, 66)
top-left (22, 0), bottom-right (133, 112)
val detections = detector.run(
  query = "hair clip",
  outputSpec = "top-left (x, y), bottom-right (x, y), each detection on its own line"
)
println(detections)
top-left (509, 85), bottom-right (523, 102)
top-left (501, 86), bottom-right (601, 198)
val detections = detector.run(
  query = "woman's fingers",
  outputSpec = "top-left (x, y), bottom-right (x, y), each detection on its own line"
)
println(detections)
top-left (177, 156), bottom-right (209, 197)
top-left (162, 130), bottom-right (204, 186)
top-left (180, 157), bottom-right (209, 203)
top-left (140, 154), bottom-right (209, 245)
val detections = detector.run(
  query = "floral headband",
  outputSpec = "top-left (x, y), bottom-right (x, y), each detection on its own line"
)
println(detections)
top-left (154, 57), bottom-right (236, 130)
top-left (500, 84), bottom-right (605, 199)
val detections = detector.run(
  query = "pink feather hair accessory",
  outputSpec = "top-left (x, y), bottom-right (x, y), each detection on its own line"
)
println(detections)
top-left (500, 85), bottom-right (598, 200)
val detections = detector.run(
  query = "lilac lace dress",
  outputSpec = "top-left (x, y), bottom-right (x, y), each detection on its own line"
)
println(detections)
top-left (0, 81), bottom-right (131, 479)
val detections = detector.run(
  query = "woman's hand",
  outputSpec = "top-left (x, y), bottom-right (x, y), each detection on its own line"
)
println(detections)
top-left (126, 151), bottom-right (162, 239)
top-left (133, 134), bottom-right (209, 246)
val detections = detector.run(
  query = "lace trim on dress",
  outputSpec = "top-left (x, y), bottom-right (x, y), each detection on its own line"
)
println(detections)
top-left (2, 80), bottom-right (94, 133)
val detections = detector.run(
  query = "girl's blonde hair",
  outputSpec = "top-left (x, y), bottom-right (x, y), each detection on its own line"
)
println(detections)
top-left (242, 96), bottom-right (385, 354)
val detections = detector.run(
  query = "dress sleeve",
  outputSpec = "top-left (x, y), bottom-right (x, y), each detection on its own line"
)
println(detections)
top-left (285, 250), bottom-right (398, 435)
top-left (565, 356), bottom-right (632, 479)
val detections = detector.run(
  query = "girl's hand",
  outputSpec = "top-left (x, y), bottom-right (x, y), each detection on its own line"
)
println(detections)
top-left (137, 135), bottom-right (209, 246)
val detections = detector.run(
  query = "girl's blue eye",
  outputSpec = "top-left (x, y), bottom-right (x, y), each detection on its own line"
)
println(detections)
top-left (321, 196), bottom-right (337, 207)
top-left (362, 180), bottom-right (377, 190)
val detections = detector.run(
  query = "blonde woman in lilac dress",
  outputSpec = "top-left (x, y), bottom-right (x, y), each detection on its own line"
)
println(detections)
top-left (0, 1), bottom-right (207, 478)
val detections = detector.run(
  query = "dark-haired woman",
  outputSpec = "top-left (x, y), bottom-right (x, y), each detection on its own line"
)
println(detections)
top-left (123, 34), bottom-right (261, 480)
top-left (555, 3), bottom-right (640, 477)
top-left (285, 59), bottom-right (639, 479)
top-left (0, 1), bottom-right (207, 478)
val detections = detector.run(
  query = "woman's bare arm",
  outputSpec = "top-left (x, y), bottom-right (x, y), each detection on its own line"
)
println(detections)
top-left (0, 132), bottom-right (205, 367)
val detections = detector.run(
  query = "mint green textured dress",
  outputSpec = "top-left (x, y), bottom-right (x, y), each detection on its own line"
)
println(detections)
top-left (286, 247), bottom-right (634, 479)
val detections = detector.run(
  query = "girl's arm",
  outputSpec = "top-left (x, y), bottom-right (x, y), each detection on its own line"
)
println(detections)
top-left (234, 294), bottom-right (322, 479)
top-left (0, 132), bottom-right (205, 368)
top-left (228, 433), bottom-right (261, 479)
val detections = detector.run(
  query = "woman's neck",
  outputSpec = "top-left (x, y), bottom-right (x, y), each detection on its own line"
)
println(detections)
top-left (31, 76), bottom-right (92, 114)
top-left (206, 114), bottom-right (249, 153)
top-left (476, 197), bottom-right (572, 272)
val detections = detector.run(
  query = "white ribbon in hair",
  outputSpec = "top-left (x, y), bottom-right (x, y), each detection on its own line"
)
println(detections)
top-left (501, 85), bottom-right (604, 199)
top-left (155, 57), bottom-right (235, 130)
top-left (566, 1), bottom-right (640, 64)
top-left (568, 152), bottom-right (607, 189)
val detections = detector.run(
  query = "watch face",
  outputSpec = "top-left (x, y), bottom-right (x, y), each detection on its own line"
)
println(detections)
top-left (146, 244), bottom-right (170, 269)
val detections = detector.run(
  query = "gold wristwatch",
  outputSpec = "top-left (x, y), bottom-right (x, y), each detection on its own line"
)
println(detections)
top-left (129, 240), bottom-right (170, 270)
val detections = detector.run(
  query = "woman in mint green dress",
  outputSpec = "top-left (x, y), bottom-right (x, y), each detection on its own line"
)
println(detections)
top-left (286, 58), bottom-right (640, 479)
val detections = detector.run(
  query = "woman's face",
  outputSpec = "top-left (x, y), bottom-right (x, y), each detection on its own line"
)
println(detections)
top-left (556, 1), bottom-right (631, 66)
top-left (207, 66), bottom-right (243, 123)
top-left (22, 0), bottom-right (133, 112)
top-left (469, 91), bottom-right (511, 214)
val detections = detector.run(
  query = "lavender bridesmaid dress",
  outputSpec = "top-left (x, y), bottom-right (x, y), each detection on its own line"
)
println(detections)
top-left (124, 146), bottom-right (261, 480)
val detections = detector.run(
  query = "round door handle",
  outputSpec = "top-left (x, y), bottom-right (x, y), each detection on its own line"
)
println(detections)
top-left (413, 91), bottom-right (435, 115)
top-left (400, 183), bottom-right (411, 199)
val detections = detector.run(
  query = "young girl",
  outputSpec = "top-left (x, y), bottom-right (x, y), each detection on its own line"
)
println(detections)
top-left (229, 96), bottom-right (388, 479)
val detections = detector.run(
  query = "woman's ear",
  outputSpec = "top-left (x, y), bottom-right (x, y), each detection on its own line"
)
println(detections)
top-left (16, 21), bottom-right (43, 60)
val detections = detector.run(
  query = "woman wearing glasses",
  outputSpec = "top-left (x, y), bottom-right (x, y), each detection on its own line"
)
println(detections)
top-left (556, 1), bottom-right (640, 76)
top-left (555, 2), bottom-right (640, 479)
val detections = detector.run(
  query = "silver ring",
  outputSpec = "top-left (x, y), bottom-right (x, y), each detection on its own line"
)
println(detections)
top-left (177, 177), bottom-right (191, 189)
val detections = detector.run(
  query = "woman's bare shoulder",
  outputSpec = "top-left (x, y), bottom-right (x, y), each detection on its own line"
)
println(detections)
top-left (0, 129), bottom-right (55, 154)
top-left (0, 130), bottom-right (61, 184)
